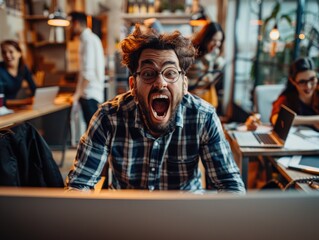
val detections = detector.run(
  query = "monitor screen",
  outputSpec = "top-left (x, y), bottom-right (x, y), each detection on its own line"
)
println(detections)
top-left (0, 188), bottom-right (318, 240)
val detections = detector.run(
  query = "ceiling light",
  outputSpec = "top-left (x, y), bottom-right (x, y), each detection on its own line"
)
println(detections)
top-left (190, 10), bottom-right (207, 27)
top-left (269, 24), bottom-right (280, 41)
top-left (47, 8), bottom-right (70, 27)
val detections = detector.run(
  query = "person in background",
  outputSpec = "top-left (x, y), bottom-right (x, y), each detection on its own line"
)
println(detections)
top-left (66, 24), bottom-right (245, 193)
top-left (187, 21), bottom-right (225, 109)
top-left (271, 57), bottom-right (319, 130)
top-left (68, 11), bottom-right (105, 128)
top-left (246, 57), bottom-right (319, 131)
top-left (0, 40), bottom-right (36, 107)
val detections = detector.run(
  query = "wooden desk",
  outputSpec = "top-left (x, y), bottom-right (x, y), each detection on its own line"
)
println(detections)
top-left (225, 128), bottom-right (319, 188)
top-left (269, 157), bottom-right (317, 192)
top-left (0, 102), bottom-right (70, 129)
top-left (0, 99), bottom-right (71, 166)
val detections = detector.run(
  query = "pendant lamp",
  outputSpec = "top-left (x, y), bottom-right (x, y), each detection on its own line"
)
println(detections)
top-left (47, 8), bottom-right (70, 27)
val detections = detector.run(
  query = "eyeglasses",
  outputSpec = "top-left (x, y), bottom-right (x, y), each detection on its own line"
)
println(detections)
top-left (296, 76), bottom-right (318, 87)
top-left (134, 67), bottom-right (183, 84)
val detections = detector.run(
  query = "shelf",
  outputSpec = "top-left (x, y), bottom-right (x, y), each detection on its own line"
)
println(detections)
top-left (27, 41), bottom-right (66, 48)
top-left (24, 15), bottom-right (49, 20)
top-left (121, 13), bottom-right (192, 25)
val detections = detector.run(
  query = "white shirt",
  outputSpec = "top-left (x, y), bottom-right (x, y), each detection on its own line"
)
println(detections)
top-left (78, 28), bottom-right (105, 103)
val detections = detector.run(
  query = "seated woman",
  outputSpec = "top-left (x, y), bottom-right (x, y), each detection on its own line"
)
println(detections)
top-left (187, 21), bottom-right (225, 109)
top-left (271, 57), bottom-right (319, 130)
top-left (0, 40), bottom-right (36, 107)
top-left (246, 57), bottom-right (319, 131)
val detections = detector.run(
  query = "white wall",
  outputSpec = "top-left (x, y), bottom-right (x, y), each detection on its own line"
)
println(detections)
top-left (86, 0), bottom-right (123, 55)
top-left (0, 8), bottom-right (24, 61)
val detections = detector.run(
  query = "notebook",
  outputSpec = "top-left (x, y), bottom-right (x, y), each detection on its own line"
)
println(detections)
top-left (288, 155), bottom-right (319, 175)
top-left (232, 105), bottom-right (296, 148)
top-left (32, 86), bottom-right (59, 109)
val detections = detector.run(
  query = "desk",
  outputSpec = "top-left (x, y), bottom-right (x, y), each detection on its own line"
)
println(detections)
top-left (225, 127), bottom-right (319, 188)
top-left (270, 156), bottom-right (317, 192)
top-left (0, 102), bottom-right (70, 129)
top-left (0, 99), bottom-right (71, 166)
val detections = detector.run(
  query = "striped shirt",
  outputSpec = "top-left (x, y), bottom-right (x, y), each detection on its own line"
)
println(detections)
top-left (67, 91), bottom-right (245, 193)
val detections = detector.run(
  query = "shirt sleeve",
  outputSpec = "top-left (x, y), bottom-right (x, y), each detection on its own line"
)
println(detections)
top-left (81, 38), bottom-right (103, 83)
top-left (200, 111), bottom-right (246, 194)
top-left (66, 108), bottom-right (110, 190)
top-left (23, 66), bottom-right (37, 96)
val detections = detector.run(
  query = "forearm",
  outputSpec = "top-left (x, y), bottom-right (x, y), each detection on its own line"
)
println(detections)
top-left (293, 115), bottom-right (319, 125)
top-left (201, 141), bottom-right (246, 194)
top-left (74, 77), bottom-right (89, 101)
top-left (6, 97), bottom-right (33, 107)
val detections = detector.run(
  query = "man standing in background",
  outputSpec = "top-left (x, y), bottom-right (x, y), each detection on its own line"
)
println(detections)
top-left (69, 11), bottom-right (105, 127)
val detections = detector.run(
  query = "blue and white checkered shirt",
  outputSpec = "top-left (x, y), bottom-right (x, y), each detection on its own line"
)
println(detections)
top-left (67, 92), bottom-right (245, 193)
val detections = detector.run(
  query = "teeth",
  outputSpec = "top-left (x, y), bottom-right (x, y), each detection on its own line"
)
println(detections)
top-left (152, 94), bottom-right (168, 100)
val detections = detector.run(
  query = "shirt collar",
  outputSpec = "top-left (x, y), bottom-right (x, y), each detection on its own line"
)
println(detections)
top-left (80, 28), bottom-right (92, 41)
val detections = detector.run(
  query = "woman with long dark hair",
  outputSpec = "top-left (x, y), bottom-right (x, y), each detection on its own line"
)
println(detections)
top-left (187, 21), bottom-right (225, 108)
top-left (0, 39), bottom-right (36, 107)
top-left (270, 57), bottom-right (319, 129)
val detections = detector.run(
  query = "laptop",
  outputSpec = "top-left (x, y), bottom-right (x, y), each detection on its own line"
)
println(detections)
top-left (32, 86), bottom-right (59, 109)
top-left (232, 105), bottom-right (296, 148)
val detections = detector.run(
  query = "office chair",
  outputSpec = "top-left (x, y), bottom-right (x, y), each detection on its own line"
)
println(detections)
top-left (254, 84), bottom-right (285, 123)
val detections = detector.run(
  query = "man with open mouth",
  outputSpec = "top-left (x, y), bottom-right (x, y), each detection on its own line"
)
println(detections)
top-left (67, 24), bottom-right (245, 194)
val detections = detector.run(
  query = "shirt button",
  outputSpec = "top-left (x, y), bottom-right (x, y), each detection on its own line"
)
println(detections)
top-left (151, 167), bottom-right (155, 172)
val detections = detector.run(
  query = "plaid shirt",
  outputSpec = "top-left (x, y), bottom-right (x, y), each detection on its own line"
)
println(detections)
top-left (67, 92), bottom-right (245, 193)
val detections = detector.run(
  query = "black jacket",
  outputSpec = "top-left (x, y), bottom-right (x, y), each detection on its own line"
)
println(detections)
top-left (0, 122), bottom-right (64, 187)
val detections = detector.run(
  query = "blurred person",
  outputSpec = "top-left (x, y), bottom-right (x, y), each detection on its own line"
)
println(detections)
top-left (271, 57), bottom-right (319, 130)
top-left (245, 57), bottom-right (319, 131)
top-left (68, 11), bottom-right (105, 127)
top-left (187, 21), bottom-right (225, 109)
top-left (66, 24), bottom-right (245, 193)
top-left (0, 40), bottom-right (36, 107)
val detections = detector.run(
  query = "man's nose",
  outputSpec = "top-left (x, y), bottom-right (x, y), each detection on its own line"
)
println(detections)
top-left (153, 73), bottom-right (168, 88)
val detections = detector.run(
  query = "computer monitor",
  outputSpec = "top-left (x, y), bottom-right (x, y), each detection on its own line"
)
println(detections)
top-left (0, 188), bottom-right (318, 240)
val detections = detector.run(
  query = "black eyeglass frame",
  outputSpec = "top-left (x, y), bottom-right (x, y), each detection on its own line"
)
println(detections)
top-left (295, 76), bottom-right (318, 87)
top-left (133, 67), bottom-right (184, 84)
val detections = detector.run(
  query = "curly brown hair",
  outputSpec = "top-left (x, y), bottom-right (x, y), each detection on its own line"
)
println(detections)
top-left (120, 24), bottom-right (196, 75)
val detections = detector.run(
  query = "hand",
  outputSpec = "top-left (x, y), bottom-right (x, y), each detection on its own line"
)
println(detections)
top-left (245, 113), bottom-right (261, 131)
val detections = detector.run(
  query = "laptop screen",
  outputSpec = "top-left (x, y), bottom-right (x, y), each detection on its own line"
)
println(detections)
top-left (33, 86), bottom-right (59, 108)
top-left (273, 105), bottom-right (296, 141)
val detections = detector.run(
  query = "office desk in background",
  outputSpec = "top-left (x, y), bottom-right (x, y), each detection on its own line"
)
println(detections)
top-left (224, 125), bottom-right (319, 188)
top-left (271, 156), bottom-right (318, 192)
top-left (0, 97), bottom-right (72, 166)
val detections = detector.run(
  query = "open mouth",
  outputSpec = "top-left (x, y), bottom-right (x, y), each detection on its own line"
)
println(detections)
top-left (151, 94), bottom-right (170, 119)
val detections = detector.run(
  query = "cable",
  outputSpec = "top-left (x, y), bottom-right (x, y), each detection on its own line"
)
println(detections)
top-left (284, 176), bottom-right (319, 191)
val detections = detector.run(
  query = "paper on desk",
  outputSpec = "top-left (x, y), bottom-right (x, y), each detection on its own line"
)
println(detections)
top-left (285, 133), bottom-right (319, 150)
top-left (299, 129), bottom-right (319, 137)
top-left (0, 106), bottom-right (14, 116)
top-left (277, 156), bottom-right (291, 168)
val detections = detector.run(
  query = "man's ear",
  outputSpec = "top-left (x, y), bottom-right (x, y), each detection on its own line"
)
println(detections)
top-left (183, 75), bottom-right (189, 95)
top-left (129, 76), bottom-right (136, 96)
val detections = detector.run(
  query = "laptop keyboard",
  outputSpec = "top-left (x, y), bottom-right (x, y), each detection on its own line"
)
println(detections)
top-left (233, 132), bottom-right (260, 145)
top-left (255, 133), bottom-right (277, 144)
